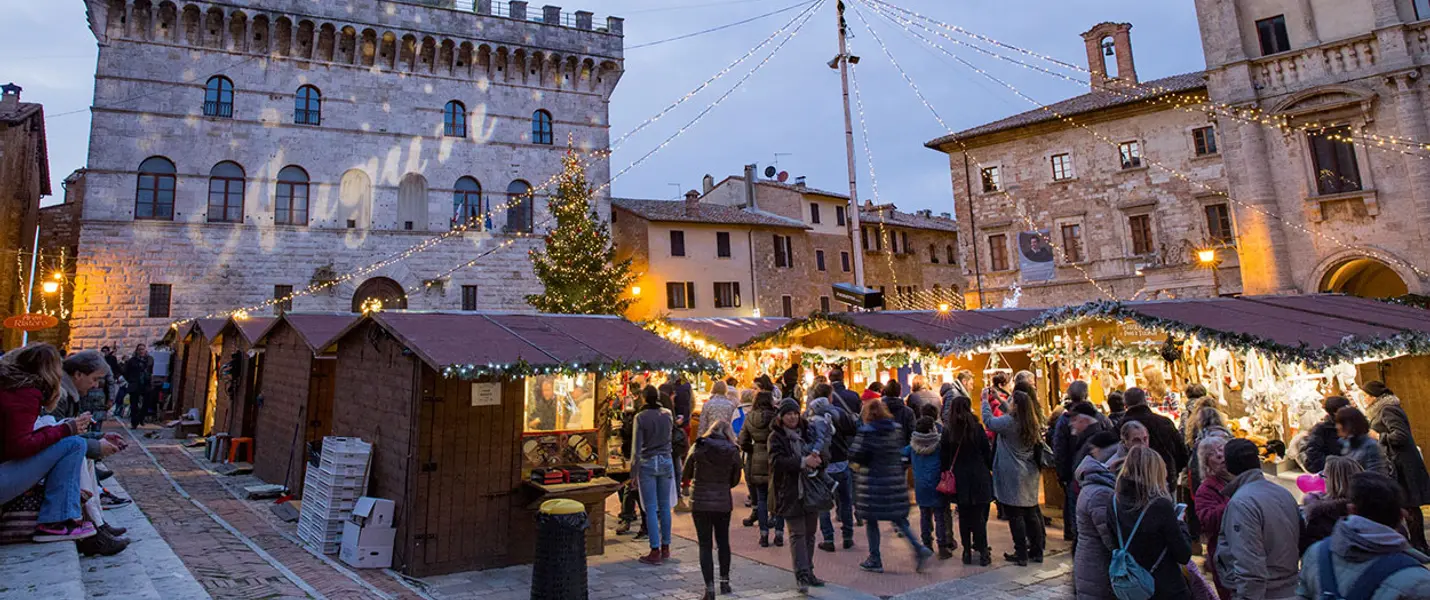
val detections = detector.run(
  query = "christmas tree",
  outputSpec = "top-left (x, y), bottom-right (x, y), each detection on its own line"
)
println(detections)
top-left (525, 150), bottom-right (636, 315)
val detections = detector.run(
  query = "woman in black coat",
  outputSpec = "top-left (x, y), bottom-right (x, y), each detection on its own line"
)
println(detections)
top-left (1364, 381), bottom-right (1430, 553)
top-left (1108, 446), bottom-right (1193, 600)
top-left (851, 398), bottom-right (932, 574)
top-left (941, 393), bottom-right (994, 565)
top-left (768, 399), bottom-right (825, 593)
top-left (683, 421), bottom-right (744, 600)
top-left (1301, 396), bottom-right (1350, 473)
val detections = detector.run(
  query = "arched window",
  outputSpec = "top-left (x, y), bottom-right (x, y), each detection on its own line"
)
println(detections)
top-left (946, 244), bottom-right (956, 264)
top-left (294, 85), bottom-right (321, 125)
top-left (452, 177), bottom-right (482, 229)
top-left (135, 156), bottom-right (176, 220)
top-left (443, 100), bottom-right (466, 137)
top-left (207, 161), bottom-right (245, 223)
top-left (275, 165), bottom-right (310, 226)
top-left (203, 76), bottom-right (234, 117)
top-left (505, 180), bottom-right (533, 233)
top-left (397, 173), bottom-right (429, 231)
top-left (532, 109), bottom-right (553, 145)
top-left (929, 243), bottom-right (939, 264)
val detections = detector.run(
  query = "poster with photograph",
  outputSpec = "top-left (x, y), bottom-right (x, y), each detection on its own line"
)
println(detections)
top-left (1018, 230), bottom-right (1056, 282)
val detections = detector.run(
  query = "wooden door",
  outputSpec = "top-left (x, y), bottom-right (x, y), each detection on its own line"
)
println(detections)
top-left (412, 376), bottom-right (522, 574)
top-left (240, 353), bottom-right (262, 439)
top-left (306, 359), bottom-right (336, 443)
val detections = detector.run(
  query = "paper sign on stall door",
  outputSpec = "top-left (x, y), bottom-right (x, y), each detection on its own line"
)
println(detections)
top-left (472, 382), bottom-right (502, 407)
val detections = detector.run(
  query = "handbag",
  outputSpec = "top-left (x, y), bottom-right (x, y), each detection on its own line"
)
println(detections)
top-left (937, 443), bottom-right (961, 496)
top-left (800, 469), bottom-right (837, 513)
top-left (1035, 440), bottom-right (1056, 469)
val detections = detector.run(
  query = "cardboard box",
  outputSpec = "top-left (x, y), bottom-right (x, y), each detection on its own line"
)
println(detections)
top-left (340, 521), bottom-right (396, 569)
top-left (348, 497), bottom-right (395, 528)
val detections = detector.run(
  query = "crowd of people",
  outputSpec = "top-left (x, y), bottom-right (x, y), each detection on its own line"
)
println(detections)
top-left (0, 343), bottom-right (145, 557)
top-left (615, 366), bottom-right (1430, 599)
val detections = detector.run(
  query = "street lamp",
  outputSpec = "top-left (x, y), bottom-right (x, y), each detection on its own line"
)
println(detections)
top-left (630, 285), bottom-right (641, 297)
top-left (1197, 248), bottom-right (1222, 296)
top-left (937, 302), bottom-right (952, 313)
top-left (40, 280), bottom-right (59, 295)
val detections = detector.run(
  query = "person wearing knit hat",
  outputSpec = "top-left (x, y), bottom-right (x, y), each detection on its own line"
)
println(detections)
top-left (1362, 379), bottom-right (1430, 553)
top-left (777, 398), bottom-right (801, 418)
top-left (768, 392), bottom-right (826, 592)
top-left (1215, 438), bottom-right (1301, 600)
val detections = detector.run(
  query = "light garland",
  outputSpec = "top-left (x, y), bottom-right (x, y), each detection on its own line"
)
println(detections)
top-left (439, 357), bottom-right (723, 381)
top-left (850, 4), bottom-right (1119, 301)
top-left (862, 1), bottom-right (1430, 283)
top-left (847, 41), bottom-right (907, 308)
top-left (860, 0), bottom-right (1430, 158)
top-left (939, 299), bottom-right (1430, 368)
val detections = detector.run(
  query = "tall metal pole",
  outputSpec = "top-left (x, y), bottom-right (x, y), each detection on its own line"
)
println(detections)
top-left (836, 0), bottom-right (866, 288)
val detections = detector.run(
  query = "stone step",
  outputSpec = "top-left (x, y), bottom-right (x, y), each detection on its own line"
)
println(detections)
top-left (0, 539), bottom-right (84, 600)
top-left (81, 476), bottom-right (208, 599)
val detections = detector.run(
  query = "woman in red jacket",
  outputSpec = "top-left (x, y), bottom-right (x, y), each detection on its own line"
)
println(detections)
top-left (1192, 433), bottom-right (1232, 599)
top-left (0, 344), bottom-right (95, 542)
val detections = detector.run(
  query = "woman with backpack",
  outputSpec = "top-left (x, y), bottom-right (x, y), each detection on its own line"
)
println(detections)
top-left (1108, 446), bottom-right (1193, 600)
top-left (983, 389), bottom-right (1046, 566)
top-left (737, 391), bottom-right (782, 547)
top-left (941, 393), bottom-right (993, 565)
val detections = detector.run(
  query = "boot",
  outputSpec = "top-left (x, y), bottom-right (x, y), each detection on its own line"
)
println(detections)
top-left (742, 514), bottom-right (757, 527)
top-left (773, 531), bottom-right (784, 547)
top-left (675, 498), bottom-right (691, 513)
top-left (795, 572), bottom-right (809, 594)
top-left (804, 571), bottom-right (826, 587)
top-left (702, 583), bottom-right (716, 600)
top-left (979, 548), bottom-right (992, 566)
top-left (101, 523), bottom-right (128, 537)
top-left (615, 521), bottom-right (632, 535)
top-left (759, 532), bottom-right (770, 547)
top-left (660, 544), bottom-right (671, 560)
top-left (719, 577), bottom-right (732, 594)
top-left (961, 547), bottom-right (973, 565)
top-left (818, 541), bottom-right (835, 552)
top-left (638, 548), bottom-right (663, 565)
top-left (1002, 551), bottom-right (1028, 567)
top-left (938, 547), bottom-right (954, 560)
top-left (77, 528), bottom-right (128, 557)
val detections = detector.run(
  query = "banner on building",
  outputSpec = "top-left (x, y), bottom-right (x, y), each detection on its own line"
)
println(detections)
top-left (1018, 230), bottom-right (1056, 283)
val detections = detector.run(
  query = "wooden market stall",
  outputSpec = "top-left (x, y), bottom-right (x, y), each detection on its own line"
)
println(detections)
top-left (174, 317), bottom-right (229, 428)
top-left (941, 295), bottom-right (1430, 465)
top-left (210, 316), bottom-right (275, 441)
top-left (249, 313), bottom-right (356, 493)
top-left (318, 311), bottom-right (718, 577)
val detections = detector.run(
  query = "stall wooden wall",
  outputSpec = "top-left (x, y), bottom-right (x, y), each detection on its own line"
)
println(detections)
top-left (213, 333), bottom-right (259, 439)
top-left (178, 332), bottom-right (214, 420)
top-left (252, 323), bottom-right (319, 491)
top-left (331, 322), bottom-right (419, 574)
top-left (1360, 356), bottom-right (1430, 453)
top-left (408, 373), bottom-right (526, 576)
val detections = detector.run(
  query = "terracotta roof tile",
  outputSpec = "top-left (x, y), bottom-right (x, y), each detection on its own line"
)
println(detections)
top-left (926, 71), bottom-right (1207, 147)
top-left (860, 208), bottom-right (959, 233)
top-left (612, 198), bottom-right (809, 229)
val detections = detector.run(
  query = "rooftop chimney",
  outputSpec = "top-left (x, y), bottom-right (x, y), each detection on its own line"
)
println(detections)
top-left (0, 83), bottom-right (21, 110)
top-left (684, 190), bottom-right (700, 216)
top-left (702, 174), bottom-right (715, 195)
top-left (743, 164), bottom-right (758, 209)
top-left (1081, 23), bottom-right (1137, 91)
top-left (794, 176), bottom-right (807, 189)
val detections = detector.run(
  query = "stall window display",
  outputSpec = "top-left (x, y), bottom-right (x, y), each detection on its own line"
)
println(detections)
top-left (525, 374), bottom-right (597, 432)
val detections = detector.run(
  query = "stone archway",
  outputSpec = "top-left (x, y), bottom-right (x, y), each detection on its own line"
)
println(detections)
top-left (1318, 257), bottom-right (1409, 298)
top-left (351, 277), bottom-right (408, 312)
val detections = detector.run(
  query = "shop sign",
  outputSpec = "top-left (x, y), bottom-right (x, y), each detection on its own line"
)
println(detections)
top-left (832, 283), bottom-right (885, 310)
top-left (3, 313), bottom-right (58, 332)
top-left (471, 382), bottom-right (502, 407)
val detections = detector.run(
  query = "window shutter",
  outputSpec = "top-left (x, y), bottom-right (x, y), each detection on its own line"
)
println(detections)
top-left (686, 282), bottom-right (696, 309)
top-left (734, 282), bottom-right (741, 307)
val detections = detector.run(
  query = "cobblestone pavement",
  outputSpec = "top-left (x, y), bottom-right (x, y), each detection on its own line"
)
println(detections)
top-left (107, 424), bottom-right (424, 600)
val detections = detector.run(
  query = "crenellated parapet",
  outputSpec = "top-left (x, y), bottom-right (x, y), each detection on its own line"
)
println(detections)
top-left (85, 0), bottom-right (623, 94)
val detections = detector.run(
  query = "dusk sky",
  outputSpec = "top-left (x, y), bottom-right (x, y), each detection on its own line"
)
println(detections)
top-left (3, 0), bottom-right (1206, 215)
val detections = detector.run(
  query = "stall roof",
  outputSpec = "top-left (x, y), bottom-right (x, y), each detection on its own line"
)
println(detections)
top-left (346, 312), bottom-right (720, 378)
top-left (226, 316), bottom-right (277, 345)
top-left (943, 295), bottom-right (1430, 366)
top-left (667, 317), bottom-right (793, 349)
top-left (188, 318), bottom-right (229, 341)
top-left (257, 313), bottom-right (359, 352)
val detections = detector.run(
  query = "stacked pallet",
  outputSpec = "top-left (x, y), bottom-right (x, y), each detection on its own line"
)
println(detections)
top-left (297, 437), bottom-right (372, 554)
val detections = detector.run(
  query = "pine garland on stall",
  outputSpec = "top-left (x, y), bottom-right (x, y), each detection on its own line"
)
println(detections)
top-left (526, 150), bottom-right (636, 315)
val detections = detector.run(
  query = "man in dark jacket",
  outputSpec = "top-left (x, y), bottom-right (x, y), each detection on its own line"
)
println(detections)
top-left (1302, 396), bottom-right (1350, 474)
top-left (881, 380), bottom-right (915, 447)
top-left (1119, 387), bottom-right (1188, 487)
top-left (1052, 382), bottom-right (1090, 541)
top-left (829, 369), bottom-right (861, 417)
top-left (124, 344), bottom-right (154, 427)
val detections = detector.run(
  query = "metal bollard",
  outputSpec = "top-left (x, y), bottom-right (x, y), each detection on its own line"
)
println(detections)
top-left (530, 499), bottom-right (590, 600)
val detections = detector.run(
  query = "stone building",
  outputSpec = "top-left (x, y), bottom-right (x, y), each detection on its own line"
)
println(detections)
top-left (928, 24), bottom-right (1233, 308)
top-left (1195, 0), bottom-right (1430, 297)
top-left (66, 0), bottom-right (623, 349)
top-left (611, 193), bottom-right (809, 322)
top-left (699, 168), bottom-right (861, 317)
top-left (858, 203), bottom-right (966, 310)
top-left (0, 84), bottom-right (49, 350)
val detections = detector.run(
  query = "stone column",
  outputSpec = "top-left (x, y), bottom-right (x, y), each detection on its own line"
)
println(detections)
top-left (509, 1), bottom-right (527, 21)
top-left (575, 10), bottom-right (593, 30)
top-left (606, 16), bottom-right (624, 36)
top-left (1391, 71), bottom-right (1430, 250)
top-left (476, 0), bottom-right (492, 15)
top-left (543, 5), bottom-right (562, 25)
top-left (1232, 117), bottom-right (1298, 293)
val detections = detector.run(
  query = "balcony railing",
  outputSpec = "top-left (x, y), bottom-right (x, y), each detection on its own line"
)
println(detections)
top-left (1249, 33), bottom-right (1378, 94)
top-left (403, 1), bottom-right (618, 33)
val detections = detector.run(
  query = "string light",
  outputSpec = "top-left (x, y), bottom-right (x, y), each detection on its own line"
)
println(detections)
top-left (863, 2), bottom-right (1430, 282)
top-left (851, 4), bottom-right (1119, 302)
top-left (859, 0), bottom-right (1430, 158)
top-left (846, 40), bottom-right (905, 307)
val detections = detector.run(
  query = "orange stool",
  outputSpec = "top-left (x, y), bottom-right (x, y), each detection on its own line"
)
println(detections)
top-left (228, 437), bottom-right (254, 464)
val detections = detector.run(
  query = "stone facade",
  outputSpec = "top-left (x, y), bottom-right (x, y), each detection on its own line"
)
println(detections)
top-left (859, 204), bottom-right (967, 310)
top-left (1195, 0), bottom-right (1430, 297)
top-left (68, 0), bottom-right (623, 349)
top-left (0, 85), bottom-right (48, 350)
top-left (928, 24), bottom-right (1236, 308)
